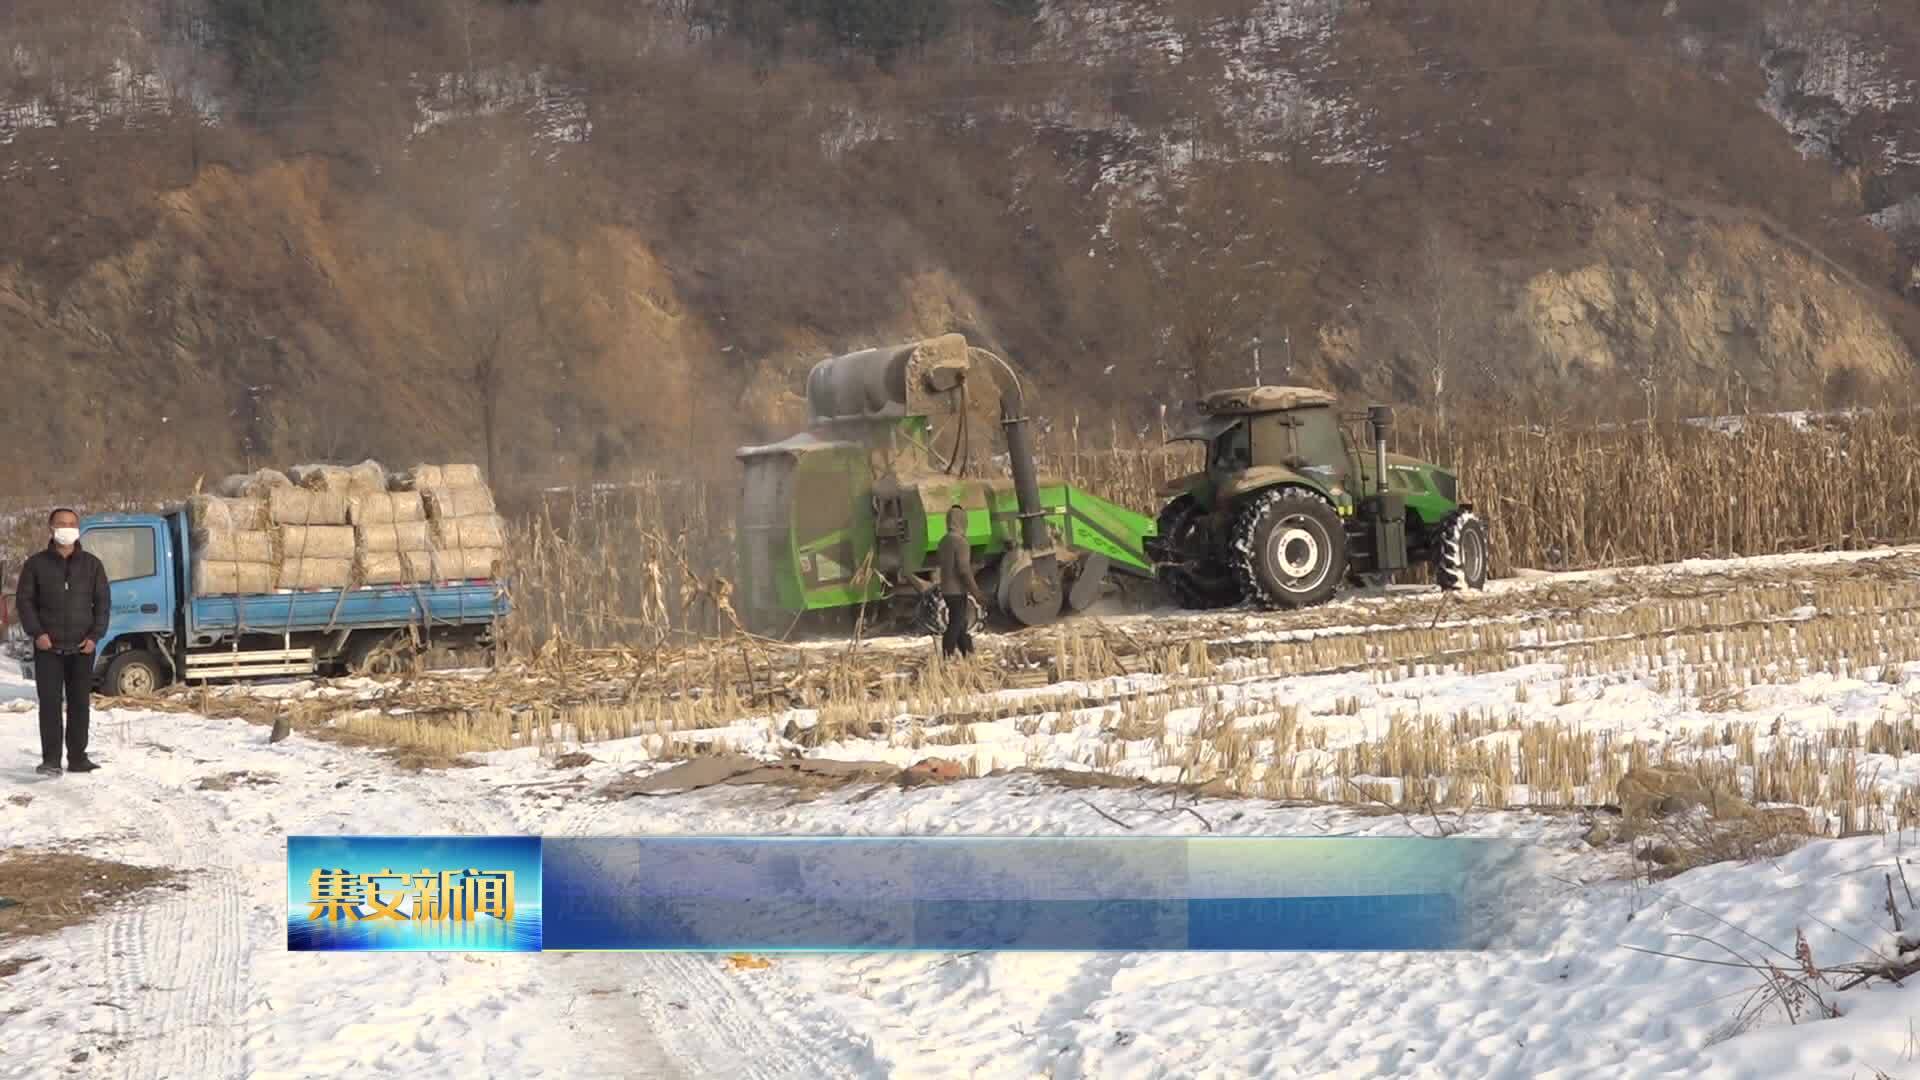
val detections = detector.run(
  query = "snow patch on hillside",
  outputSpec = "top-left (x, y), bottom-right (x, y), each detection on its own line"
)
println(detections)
top-left (410, 66), bottom-right (592, 155)
top-left (1758, 20), bottom-right (1917, 163)
top-left (0, 56), bottom-right (221, 181)
top-left (1037, 0), bottom-right (1383, 196)
top-left (817, 106), bottom-right (893, 160)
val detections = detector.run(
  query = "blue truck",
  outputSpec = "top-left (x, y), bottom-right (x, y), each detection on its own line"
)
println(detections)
top-left (5, 509), bottom-right (510, 696)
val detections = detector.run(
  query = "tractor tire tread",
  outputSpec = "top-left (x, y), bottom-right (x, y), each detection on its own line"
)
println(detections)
top-left (1435, 510), bottom-right (1491, 591)
top-left (1230, 487), bottom-right (1346, 609)
top-left (1154, 494), bottom-right (1243, 610)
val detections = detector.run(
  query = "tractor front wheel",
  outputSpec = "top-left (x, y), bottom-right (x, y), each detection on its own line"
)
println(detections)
top-left (1153, 494), bottom-right (1244, 610)
top-left (1231, 489), bottom-right (1347, 609)
top-left (1434, 511), bottom-right (1490, 591)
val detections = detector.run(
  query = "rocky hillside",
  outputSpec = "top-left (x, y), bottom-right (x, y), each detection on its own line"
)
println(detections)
top-left (1, 0), bottom-right (1915, 493)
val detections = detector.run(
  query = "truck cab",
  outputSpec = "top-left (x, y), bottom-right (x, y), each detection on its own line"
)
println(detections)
top-left (77, 513), bottom-right (179, 690)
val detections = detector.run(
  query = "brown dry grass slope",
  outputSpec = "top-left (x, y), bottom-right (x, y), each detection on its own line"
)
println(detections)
top-left (0, 0), bottom-right (1915, 494)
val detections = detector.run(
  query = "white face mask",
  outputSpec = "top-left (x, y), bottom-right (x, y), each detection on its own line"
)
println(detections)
top-left (52, 527), bottom-right (79, 546)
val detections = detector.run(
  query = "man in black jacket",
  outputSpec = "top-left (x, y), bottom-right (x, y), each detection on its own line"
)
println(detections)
top-left (15, 509), bottom-right (110, 776)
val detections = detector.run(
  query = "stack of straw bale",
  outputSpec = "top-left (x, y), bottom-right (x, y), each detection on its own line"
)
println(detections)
top-left (187, 494), bottom-right (276, 595)
top-left (413, 464), bottom-right (505, 581)
top-left (350, 490), bottom-right (435, 586)
top-left (214, 468), bottom-right (292, 500)
top-left (187, 459), bottom-right (503, 593)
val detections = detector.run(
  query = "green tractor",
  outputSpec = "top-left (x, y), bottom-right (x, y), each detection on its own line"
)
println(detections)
top-left (734, 335), bottom-right (1160, 638)
top-left (1146, 386), bottom-right (1490, 609)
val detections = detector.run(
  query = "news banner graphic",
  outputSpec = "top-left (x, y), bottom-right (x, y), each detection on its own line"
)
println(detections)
top-left (289, 836), bottom-right (1536, 953)
top-left (287, 836), bottom-right (542, 952)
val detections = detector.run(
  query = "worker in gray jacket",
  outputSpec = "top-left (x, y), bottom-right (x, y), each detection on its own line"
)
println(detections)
top-left (936, 505), bottom-right (989, 659)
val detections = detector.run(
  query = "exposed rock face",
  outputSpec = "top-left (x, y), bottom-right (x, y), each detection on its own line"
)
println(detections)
top-left (1520, 203), bottom-right (1912, 393)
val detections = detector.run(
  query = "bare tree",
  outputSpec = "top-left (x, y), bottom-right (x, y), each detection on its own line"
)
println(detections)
top-left (1397, 226), bottom-right (1486, 423)
top-left (1136, 162), bottom-right (1291, 396)
top-left (452, 242), bottom-right (543, 486)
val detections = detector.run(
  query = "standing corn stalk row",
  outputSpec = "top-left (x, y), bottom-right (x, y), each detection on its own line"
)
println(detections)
top-left (492, 407), bottom-right (1920, 651)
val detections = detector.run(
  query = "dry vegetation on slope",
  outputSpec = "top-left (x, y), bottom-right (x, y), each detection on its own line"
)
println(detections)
top-left (0, 0), bottom-right (1916, 496)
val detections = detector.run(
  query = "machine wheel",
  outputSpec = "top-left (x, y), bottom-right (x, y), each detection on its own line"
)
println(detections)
top-left (914, 590), bottom-right (986, 638)
top-left (103, 650), bottom-right (164, 697)
top-left (1065, 554), bottom-right (1110, 613)
top-left (1231, 488), bottom-right (1347, 609)
top-left (1153, 494), bottom-right (1244, 610)
top-left (996, 553), bottom-right (1065, 629)
top-left (1434, 511), bottom-right (1490, 591)
top-left (344, 631), bottom-right (416, 676)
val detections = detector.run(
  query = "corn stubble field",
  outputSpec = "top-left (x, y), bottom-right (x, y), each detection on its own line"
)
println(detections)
top-left (10, 408), bottom-right (1920, 860)
top-left (66, 407), bottom-right (1896, 874)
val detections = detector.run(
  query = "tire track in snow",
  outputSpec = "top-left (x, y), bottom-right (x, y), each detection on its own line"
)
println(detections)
top-left (539, 780), bottom-right (873, 1079)
top-left (90, 772), bottom-right (250, 1080)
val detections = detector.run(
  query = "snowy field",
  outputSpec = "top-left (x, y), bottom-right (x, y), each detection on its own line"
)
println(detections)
top-left (4, 549), bottom-right (1920, 1078)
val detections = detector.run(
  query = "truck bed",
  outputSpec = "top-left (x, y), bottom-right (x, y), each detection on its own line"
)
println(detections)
top-left (189, 582), bottom-right (507, 636)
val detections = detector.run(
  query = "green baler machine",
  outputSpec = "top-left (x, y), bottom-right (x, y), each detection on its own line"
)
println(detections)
top-left (735, 335), bottom-right (1157, 638)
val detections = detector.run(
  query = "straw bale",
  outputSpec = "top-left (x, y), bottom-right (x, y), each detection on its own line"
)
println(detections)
top-left (278, 558), bottom-right (354, 590)
top-left (421, 486), bottom-right (496, 519)
top-left (345, 460), bottom-right (388, 496)
top-left (407, 464), bottom-right (485, 491)
top-left (358, 551), bottom-right (436, 586)
top-left (357, 521), bottom-right (433, 553)
top-left (214, 469), bottom-right (291, 499)
top-left (187, 495), bottom-right (270, 533)
top-left (434, 548), bottom-right (502, 581)
top-left (192, 561), bottom-right (276, 596)
top-left (348, 492), bottom-right (426, 526)
top-left (435, 514), bottom-right (507, 551)
top-left (278, 525), bottom-right (356, 561)
top-left (194, 529), bottom-right (276, 564)
top-left (268, 487), bottom-right (351, 526)
top-left (289, 464), bottom-right (354, 494)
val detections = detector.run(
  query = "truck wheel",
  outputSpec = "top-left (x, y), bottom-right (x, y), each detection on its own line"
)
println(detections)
top-left (1153, 494), bottom-right (1243, 610)
top-left (1231, 488), bottom-right (1347, 609)
top-left (1435, 511), bottom-right (1490, 591)
top-left (103, 650), bottom-right (164, 697)
top-left (345, 632), bottom-right (414, 676)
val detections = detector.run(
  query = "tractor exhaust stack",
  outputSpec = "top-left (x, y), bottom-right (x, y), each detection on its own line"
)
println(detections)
top-left (1368, 405), bottom-right (1393, 496)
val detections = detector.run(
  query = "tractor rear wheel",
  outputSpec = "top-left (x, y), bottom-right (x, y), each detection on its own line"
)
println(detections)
top-left (1153, 494), bottom-right (1243, 610)
top-left (1231, 488), bottom-right (1347, 609)
top-left (1434, 511), bottom-right (1490, 591)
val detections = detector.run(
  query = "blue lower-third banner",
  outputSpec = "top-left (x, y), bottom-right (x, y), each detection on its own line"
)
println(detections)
top-left (288, 836), bottom-right (1537, 953)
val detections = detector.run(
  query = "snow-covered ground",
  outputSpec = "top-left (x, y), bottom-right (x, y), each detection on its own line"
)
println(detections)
top-left (5, 549), bottom-right (1920, 1078)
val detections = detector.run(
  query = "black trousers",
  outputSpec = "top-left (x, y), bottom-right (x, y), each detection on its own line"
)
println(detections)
top-left (35, 650), bottom-right (92, 766)
top-left (942, 594), bottom-right (974, 658)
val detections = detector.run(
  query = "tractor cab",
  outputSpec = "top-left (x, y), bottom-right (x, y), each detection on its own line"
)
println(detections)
top-left (1170, 386), bottom-right (1359, 512)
